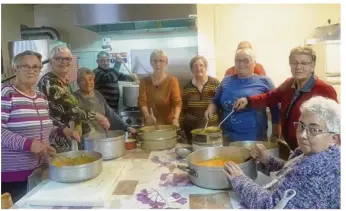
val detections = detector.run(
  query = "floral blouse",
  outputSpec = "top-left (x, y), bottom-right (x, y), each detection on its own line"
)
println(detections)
top-left (37, 72), bottom-right (96, 152)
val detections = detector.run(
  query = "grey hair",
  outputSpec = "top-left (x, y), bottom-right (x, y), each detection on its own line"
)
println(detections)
top-left (77, 67), bottom-right (95, 83)
top-left (189, 56), bottom-right (208, 71)
top-left (97, 51), bottom-right (110, 59)
top-left (300, 96), bottom-right (340, 134)
top-left (235, 48), bottom-right (256, 62)
top-left (11, 50), bottom-right (42, 69)
top-left (237, 41), bottom-right (253, 50)
top-left (289, 46), bottom-right (316, 64)
top-left (49, 45), bottom-right (72, 59)
top-left (150, 49), bottom-right (168, 63)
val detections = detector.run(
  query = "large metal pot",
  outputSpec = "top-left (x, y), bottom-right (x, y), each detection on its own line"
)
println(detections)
top-left (229, 141), bottom-right (279, 157)
top-left (49, 150), bottom-right (103, 183)
top-left (138, 125), bottom-right (180, 141)
top-left (141, 136), bottom-right (178, 150)
top-left (83, 130), bottom-right (125, 160)
top-left (178, 146), bottom-right (257, 190)
top-left (191, 126), bottom-right (222, 144)
top-left (123, 84), bottom-right (139, 108)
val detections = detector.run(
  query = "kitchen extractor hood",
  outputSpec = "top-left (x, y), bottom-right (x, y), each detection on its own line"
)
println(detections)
top-left (72, 4), bottom-right (197, 34)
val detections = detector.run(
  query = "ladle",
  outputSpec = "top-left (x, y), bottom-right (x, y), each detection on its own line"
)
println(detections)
top-left (218, 107), bottom-right (235, 128)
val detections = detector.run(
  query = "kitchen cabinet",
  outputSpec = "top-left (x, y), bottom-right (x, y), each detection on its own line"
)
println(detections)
top-left (309, 40), bottom-right (341, 101)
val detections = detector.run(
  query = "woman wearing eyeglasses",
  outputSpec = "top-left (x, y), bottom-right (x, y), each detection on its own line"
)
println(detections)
top-left (205, 48), bottom-right (280, 145)
top-left (1, 51), bottom-right (80, 202)
top-left (234, 46), bottom-right (338, 151)
top-left (37, 46), bottom-right (110, 153)
top-left (224, 96), bottom-right (340, 209)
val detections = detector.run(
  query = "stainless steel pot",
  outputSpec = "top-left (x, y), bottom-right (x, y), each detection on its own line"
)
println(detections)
top-left (192, 141), bottom-right (223, 151)
top-left (138, 125), bottom-right (180, 141)
top-left (83, 130), bottom-right (125, 160)
top-left (191, 126), bottom-right (222, 144)
top-left (49, 150), bottom-right (103, 183)
top-left (140, 135), bottom-right (178, 150)
top-left (229, 141), bottom-right (279, 157)
top-left (122, 84), bottom-right (139, 108)
top-left (178, 146), bottom-right (257, 190)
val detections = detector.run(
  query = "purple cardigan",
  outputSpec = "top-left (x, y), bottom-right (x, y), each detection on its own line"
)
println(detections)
top-left (231, 145), bottom-right (340, 209)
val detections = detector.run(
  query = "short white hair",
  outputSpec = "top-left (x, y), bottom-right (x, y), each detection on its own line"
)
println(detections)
top-left (150, 49), bottom-right (168, 63)
top-left (300, 96), bottom-right (340, 134)
top-left (49, 45), bottom-right (72, 59)
top-left (235, 48), bottom-right (256, 62)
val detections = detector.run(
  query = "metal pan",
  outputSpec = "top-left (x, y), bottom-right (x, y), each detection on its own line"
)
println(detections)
top-left (49, 150), bottom-right (103, 183)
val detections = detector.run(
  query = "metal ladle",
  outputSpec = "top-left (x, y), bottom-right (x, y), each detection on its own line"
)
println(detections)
top-left (218, 107), bottom-right (235, 128)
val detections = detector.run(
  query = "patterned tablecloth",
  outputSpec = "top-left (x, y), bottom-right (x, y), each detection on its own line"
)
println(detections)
top-left (13, 144), bottom-right (270, 209)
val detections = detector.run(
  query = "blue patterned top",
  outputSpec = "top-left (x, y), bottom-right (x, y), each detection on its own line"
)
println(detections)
top-left (230, 145), bottom-right (340, 209)
top-left (213, 75), bottom-right (280, 141)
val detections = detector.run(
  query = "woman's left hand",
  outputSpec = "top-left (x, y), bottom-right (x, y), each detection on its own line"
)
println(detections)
top-left (223, 161), bottom-right (244, 180)
top-left (127, 127), bottom-right (137, 134)
top-left (172, 119), bottom-right (180, 128)
top-left (63, 128), bottom-right (81, 143)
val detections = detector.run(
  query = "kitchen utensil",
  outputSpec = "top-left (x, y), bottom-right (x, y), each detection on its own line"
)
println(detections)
top-left (150, 108), bottom-right (158, 129)
top-left (175, 147), bottom-right (193, 159)
top-left (122, 61), bottom-right (133, 75)
top-left (192, 140), bottom-right (223, 151)
top-left (243, 156), bottom-right (253, 163)
top-left (122, 84), bottom-right (139, 108)
top-left (177, 146), bottom-right (257, 190)
top-left (218, 107), bottom-right (235, 128)
top-left (49, 150), bottom-right (103, 183)
top-left (125, 138), bottom-right (137, 150)
top-left (138, 125), bottom-right (180, 141)
top-left (276, 139), bottom-right (294, 154)
top-left (229, 141), bottom-right (280, 158)
top-left (140, 135), bottom-right (178, 150)
top-left (203, 119), bottom-right (209, 133)
top-left (274, 189), bottom-right (296, 209)
top-left (83, 130), bottom-right (126, 160)
top-left (191, 126), bottom-right (222, 145)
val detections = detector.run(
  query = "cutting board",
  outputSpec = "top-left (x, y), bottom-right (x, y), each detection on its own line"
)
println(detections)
top-left (26, 162), bottom-right (126, 207)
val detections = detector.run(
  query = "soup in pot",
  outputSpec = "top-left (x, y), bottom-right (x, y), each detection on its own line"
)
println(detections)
top-left (194, 157), bottom-right (243, 167)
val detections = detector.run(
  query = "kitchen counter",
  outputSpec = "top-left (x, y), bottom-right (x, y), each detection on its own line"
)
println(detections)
top-left (13, 143), bottom-right (270, 209)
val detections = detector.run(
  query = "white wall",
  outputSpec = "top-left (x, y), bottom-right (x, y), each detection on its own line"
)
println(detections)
top-left (1, 4), bottom-right (35, 77)
top-left (197, 4), bottom-right (340, 85)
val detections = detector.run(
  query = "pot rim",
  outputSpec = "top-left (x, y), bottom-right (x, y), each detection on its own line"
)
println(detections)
top-left (139, 125), bottom-right (180, 133)
top-left (142, 135), bottom-right (178, 141)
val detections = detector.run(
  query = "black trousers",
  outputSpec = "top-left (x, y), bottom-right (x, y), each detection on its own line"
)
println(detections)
top-left (1, 181), bottom-right (27, 203)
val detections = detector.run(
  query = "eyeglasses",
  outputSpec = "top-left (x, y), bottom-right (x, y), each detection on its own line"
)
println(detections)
top-left (235, 59), bottom-right (251, 65)
top-left (54, 57), bottom-right (72, 63)
top-left (17, 65), bottom-right (42, 74)
top-left (289, 62), bottom-right (312, 67)
top-left (293, 122), bottom-right (336, 137)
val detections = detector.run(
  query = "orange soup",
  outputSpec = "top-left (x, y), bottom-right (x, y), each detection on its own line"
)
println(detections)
top-left (194, 157), bottom-right (242, 167)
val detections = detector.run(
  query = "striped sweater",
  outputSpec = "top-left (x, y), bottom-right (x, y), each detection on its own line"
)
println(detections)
top-left (94, 64), bottom-right (134, 112)
top-left (1, 85), bottom-right (62, 182)
top-left (180, 76), bottom-right (220, 141)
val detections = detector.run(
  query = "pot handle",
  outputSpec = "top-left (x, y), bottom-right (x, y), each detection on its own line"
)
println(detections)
top-left (177, 165), bottom-right (198, 178)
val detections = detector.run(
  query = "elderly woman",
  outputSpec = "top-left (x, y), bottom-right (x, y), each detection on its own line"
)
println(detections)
top-left (138, 49), bottom-right (182, 127)
top-left (1, 51), bottom-right (79, 202)
top-left (37, 46), bottom-right (109, 152)
top-left (234, 46), bottom-right (338, 150)
top-left (225, 96), bottom-right (340, 208)
top-left (74, 67), bottom-right (136, 134)
top-left (205, 48), bottom-right (280, 145)
top-left (180, 56), bottom-right (220, 142)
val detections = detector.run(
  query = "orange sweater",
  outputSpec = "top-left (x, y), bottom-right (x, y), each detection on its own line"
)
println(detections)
top-left (138, 75), bottom-right (182, 125)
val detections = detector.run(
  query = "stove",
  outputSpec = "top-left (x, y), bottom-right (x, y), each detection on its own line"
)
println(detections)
top-left (119, 108), bottom-right (143, 128)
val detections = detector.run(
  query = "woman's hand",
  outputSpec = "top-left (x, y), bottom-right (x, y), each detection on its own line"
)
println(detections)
top-left (63, 128), bottom-right (81, 143)
top-left (95, 113), bottom-right (110, 130)
top-left (127, 127), bottom-right (137, 134)
top-left (204, 104), bottom-right (217, 121)
top-left (145, 115), bottom-right (157, 126)
top-left (172, 118), bottom-right (180, 128)
top-left (234, 97), bottom-right (248, 111)
top-left (223, 161), bottom-right (244, 180)
top-left (250, 144), bottom-right (270, 165)
top-left (30, 141), bottom-right (56, 156)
